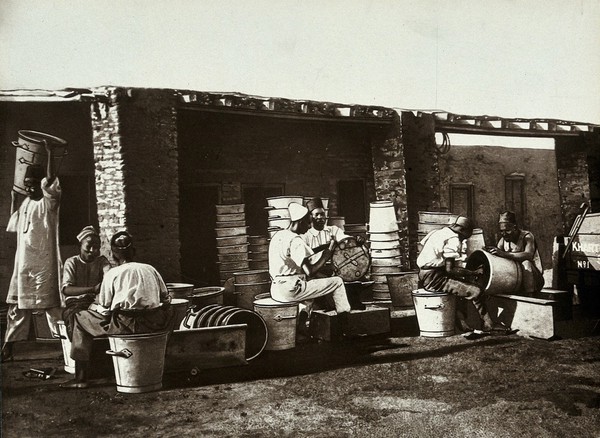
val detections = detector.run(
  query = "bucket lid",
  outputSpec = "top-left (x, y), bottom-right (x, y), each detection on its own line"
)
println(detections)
top-left (254, 297), bottom-right (297, 307)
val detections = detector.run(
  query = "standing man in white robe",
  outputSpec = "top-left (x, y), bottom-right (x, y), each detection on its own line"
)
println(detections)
top-left (2, 141), bottom-right (62, 362)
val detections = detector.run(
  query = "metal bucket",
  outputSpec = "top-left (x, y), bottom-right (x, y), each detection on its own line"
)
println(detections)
top-left (466, 228), bottom-right (485, 256)
top-left (465, 250), bottom-right (522, 295)
top-left (216, 235), bottom-right (249, 246)
top-left (218, 252), bottom-right (249, 262)
top-left (106, 332), bottom-right (169, 393)
top-left (188, 287), bottom-right (225, 309)
top-left (166, 283), bottom-right (194, 299)
top-left (216, 244), bottom-right (249, 255)
top-left (12, 130), bottom-right (68, 195)
top-left (221, 309), bottom-right (268, 361)
top-left (215, 226), bottom-right (249, 238)
top-left (386, 271), bottom-right (418, 307)
top-left (412, 289), bottom-right (456, 337)
top-left (170, 299), bottom-right (190, 330)
top-left (234, 270), bottom-right (270, 284)
top-left (235, 281), bottom-right (271, 310)
top-left (253, 298), bottom-right (298, 351)
top-left (216, 204), bottom-right (244, 214)
top-left (369, 201), bottom-right (398, 233)
top-left (266, 196), bottom-right (304, 209)
top-left (249, 235), bottom-right (269, 245)
top-left (216, 212), bottom-right (245, 222)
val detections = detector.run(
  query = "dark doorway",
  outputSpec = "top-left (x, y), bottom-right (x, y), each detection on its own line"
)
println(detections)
top-left (450, 183), bottom-right (474, 219)
top-left (243, 184), bottom-right (285, 236)
top-left (338, 179), bottom-right (367, 224)
top-left (179, 184), bottom-right (220, 286)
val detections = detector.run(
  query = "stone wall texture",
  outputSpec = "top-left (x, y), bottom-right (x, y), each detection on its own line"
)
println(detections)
top-left (91, 87), bottom-right (181, 282)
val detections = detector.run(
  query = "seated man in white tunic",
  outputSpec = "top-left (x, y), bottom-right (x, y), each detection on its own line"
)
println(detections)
top-left (269, 202), bottom-right (351, 336)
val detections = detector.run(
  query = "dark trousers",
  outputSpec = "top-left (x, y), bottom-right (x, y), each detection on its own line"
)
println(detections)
top-left (70, 306), bottom-right (174, 361)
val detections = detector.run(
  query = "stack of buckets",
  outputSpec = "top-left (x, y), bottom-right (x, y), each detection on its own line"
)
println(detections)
top-left (248, 235), bottom-right (269, 270)
top-left (367, 201), bottom-right (403, 301)
top-left (265, 196), bottom-right (303, 238)
top-left (215, 204), bottom-right (250, 284)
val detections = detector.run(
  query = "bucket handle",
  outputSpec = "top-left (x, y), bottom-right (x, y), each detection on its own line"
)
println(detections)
top-left (106, 348), bottom-right (133, 359)
top-left (424, 304), bottom-right (443, 310)
top-left (273, 314), bottom-right (297, 322)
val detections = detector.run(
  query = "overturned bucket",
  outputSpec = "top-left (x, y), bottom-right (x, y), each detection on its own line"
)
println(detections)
top-left (106, 331), bottom-right (169, 393)
top-left (412, 289), bottom-right (456, 337)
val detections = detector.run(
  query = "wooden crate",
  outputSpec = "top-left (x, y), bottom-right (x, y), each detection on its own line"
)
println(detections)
top-left (309, 306), bottom-right (391, 341)
top-left (165, 324), bottom-right (247, 375)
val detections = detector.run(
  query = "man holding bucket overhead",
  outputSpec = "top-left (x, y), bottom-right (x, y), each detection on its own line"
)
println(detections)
top-left (269, 202), bottom-right (352, 336)
top-left (417, 215), bottom-right (511, 334)
top-left (487, 211), bottom-right (544, 296)
top-left (61, 231), bottom-right (174, 389)
top-left (2, 141), bottom-right (63, 362)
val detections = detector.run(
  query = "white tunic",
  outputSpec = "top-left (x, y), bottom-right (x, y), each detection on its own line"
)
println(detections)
top-left (6, 178), bottom-right (62, 309)
top-left (301, 225), bottom-right (349, 249)
top-left (98, 262), bottom-right (169, 312)
top-left (416, 227), bottom-right (464, 269)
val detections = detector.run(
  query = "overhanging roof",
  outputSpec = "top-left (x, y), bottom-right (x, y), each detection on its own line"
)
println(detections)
top-left (1, 87), bottom-right (598, 136)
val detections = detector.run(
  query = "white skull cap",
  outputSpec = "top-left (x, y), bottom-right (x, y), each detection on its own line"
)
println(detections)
top-left (288, 202), bottom-right (308, 222)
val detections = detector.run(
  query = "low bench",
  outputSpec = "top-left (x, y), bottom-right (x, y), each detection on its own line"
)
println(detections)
top-left (535, 288), bottom-right (573, 321)
top-left (486, 294), bottom-right (556, 340)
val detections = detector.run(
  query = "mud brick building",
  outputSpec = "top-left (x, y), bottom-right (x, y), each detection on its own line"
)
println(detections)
top-left (1, 87), bottom-right (598, 293)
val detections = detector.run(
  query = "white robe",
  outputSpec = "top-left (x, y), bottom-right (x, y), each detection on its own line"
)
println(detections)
top-left (6, 178), bottom-right (62, 309)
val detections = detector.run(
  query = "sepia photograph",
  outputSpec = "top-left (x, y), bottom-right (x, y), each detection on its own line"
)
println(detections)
top-left (1, 1), bottom-right (599, 436)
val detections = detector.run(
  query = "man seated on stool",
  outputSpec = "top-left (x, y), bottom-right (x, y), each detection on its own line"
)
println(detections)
top-left (417, 215), bottom-right (511, 334)
top-left (269, 202), bottom-right (352, 338)
top-left (487, 211), bottom-right (544, 297)
top-left (61, 231), bottom-right (174, 389)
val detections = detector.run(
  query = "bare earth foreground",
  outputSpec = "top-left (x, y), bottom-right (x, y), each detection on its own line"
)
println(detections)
top-left (2, 310), bottom-right (600, 438)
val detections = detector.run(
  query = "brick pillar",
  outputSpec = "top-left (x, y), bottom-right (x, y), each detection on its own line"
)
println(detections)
top-left (555, 136), bottom-right (591, 231)
top-left (371, 112), bottom-right (410, 269)
top-left (90, 87), bottom-right (181, 281)
top-left (400, 111), bottom-right (441, 266)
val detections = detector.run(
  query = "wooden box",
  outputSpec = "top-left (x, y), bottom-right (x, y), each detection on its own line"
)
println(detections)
top-left (309, 306), bottom-right (391, 341)
top-left (165, 324), bottom-right (248, 375)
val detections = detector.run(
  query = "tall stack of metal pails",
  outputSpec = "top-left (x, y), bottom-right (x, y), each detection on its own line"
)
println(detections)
top-left (248, 235), bottom-right (269, 270)
top-left (265, 196), bottom-right (303, 238)
top-left (233, 270), bottom-right (271, 310)
top-left (215, 204), bottom-right (250, 284)
top-left (368, 201), bottom-right (402, 301)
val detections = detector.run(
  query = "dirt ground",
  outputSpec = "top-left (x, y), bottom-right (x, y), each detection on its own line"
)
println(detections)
top-left (2, 309), bottom-right (600, 438)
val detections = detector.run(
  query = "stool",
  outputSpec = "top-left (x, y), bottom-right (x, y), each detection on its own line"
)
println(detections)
top-left (253, 297), bottom-right (298, 350)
